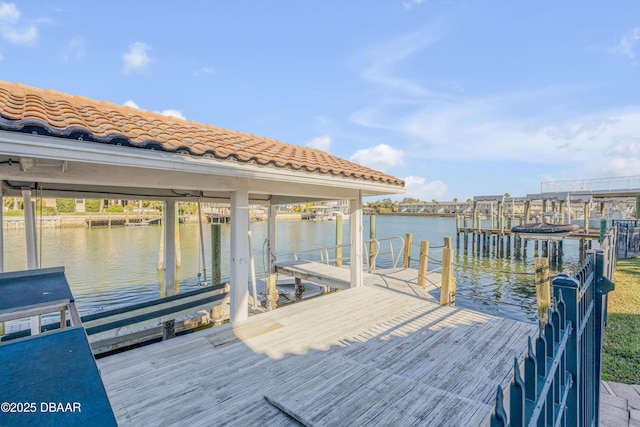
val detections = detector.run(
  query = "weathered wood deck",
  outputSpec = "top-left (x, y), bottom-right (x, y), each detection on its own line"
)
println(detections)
top-left (97, 267), bottom-right (536, 426)
top-left (275, 260), bottom-right (442, 299)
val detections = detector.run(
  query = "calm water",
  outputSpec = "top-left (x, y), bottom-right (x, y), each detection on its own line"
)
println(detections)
top-left (3, 216), bottom-right (588, 323)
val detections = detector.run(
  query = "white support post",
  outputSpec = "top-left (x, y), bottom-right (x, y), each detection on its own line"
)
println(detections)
top-left (230, 181), bottom-right (250, 323)
top-left (350, 192), bottom-right (363, 288)
top-left (22, 188), bottom-right (38, 270)
top-left (162, 200), bottom-right (177, 297)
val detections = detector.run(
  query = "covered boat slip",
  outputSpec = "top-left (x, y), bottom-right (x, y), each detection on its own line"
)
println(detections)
top-left (97, 279), bottom-right (536, 426)
top-left (0, 80), bottom-right (405, 326)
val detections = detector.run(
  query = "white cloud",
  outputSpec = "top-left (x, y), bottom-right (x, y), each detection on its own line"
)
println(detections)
top-left (610, 27), bottom-right (640, 59)
top-left (62, 36), bottom-right (85, 61)
top-left (122, 100), bottom-right (184, 119)
top-left (159, 109), bottom-right (185, 120)
top-left (404, 175), bottom-right (447, 200)
top-left (601, 157), bottom-right (640, 177)
top-left (359, 26), bottom-right (442, 97)
top-left (0, 3), bottom-right (38, 45)
top-left (349, 143), bottom-right (404, 171)
top-left (304, 135), bottom-right (333, 152)
top-left (194, 66), bottom-right (215, 77)
top-left (123, 100), bottom-right (140, 109)
top-left (0, 3), bottom-right (19, 23)
top-left (351, 26), bottom-right (640, 181)
top-left (122, 42), bottom-right (152, 74)
top-left (403, 0), bottom-right (425, 10)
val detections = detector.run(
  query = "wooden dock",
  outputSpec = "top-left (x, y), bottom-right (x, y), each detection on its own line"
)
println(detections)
top-left (97, 265), bottom-right (536, 426)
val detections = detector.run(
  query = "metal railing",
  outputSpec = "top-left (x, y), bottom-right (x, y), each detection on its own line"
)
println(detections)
top-left (541, 175), bottom-right (640, 193)
top-left (612, 219), bottom-right (639, 259)
top-left (490, 228), bottom-right (617, 426)
top-left (279, 236), bottom-right (405, 273)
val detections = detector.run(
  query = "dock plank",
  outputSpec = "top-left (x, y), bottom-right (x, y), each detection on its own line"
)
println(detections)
top-left (98, 271), bottom-right (536, 426)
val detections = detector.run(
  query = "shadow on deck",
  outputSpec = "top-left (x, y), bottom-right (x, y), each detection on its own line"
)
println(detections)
top-left (97, 276), bottom-right (536, 426)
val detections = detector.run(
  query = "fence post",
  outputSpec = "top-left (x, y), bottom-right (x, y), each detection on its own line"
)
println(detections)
top-left (594, 249), bottom-right (615, 427)
top-left (553, 251), bottom-right (594, 426)
top-left (535, 257), bottom-right (551, 326)
top-left (417, 240), bottom-right (429, 289)
top-left (403, 232), bottom-right (413, 268)
top-left (440, 237), bottom-right (454, 306)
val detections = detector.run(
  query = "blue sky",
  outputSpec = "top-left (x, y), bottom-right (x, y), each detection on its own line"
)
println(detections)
top-left (0, 1), bottom-right (638, 201)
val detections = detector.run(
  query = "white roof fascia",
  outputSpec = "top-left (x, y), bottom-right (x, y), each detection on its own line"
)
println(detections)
top-left (0, 131), bottom-right (404, 197)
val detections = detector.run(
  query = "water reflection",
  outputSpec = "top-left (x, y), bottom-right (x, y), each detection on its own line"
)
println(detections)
top-left (3, 216), bottom-right (588, 323)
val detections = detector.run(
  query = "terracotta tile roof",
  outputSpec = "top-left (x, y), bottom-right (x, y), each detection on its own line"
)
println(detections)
top-left (0, 80), bottom-right (404, 187)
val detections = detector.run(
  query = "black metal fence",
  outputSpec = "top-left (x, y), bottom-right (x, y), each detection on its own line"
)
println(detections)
top-left (612, 219), bottom-right (639, 259)
top-left (490, 229), bottom-right (617, 426)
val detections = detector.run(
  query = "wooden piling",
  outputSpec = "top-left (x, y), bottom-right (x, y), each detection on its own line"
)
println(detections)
top-left (440, 237), bottom-right (454, 306)
top-left (599, 219), bottom-right (607, 244)
top-left (403, 233), bottom-right (413, 268)
top-left (583, 202), bottom-right (589, 232)
top-left (175, 212), bottom-right (181, 268)
top-left (294, 278), bottom-right (305, 302)
top-left (336, 215), bottom-right (343, 267)
top-left (485, 231), bottom-right (491, 256)
top-left (534, 257), bottom-right (551, 326)
top-left (369, 215), bottom-right (376, 269)
top-left (157, 228), bottom-right (164, 270)
top-left (211, 224), bottom-right (224, 324)
top-left (417, 240), bottom-right (429, 289)
top-left (463, 229), bottom-right (468, 253)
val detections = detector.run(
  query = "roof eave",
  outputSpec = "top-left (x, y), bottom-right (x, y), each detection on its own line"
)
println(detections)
top-left (0, 131), bottom-right (404, 200)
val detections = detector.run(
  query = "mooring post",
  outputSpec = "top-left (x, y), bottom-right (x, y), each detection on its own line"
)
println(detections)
top-left (472, 201), bottom-right (478, 231)
top-left (440, 237), bottom-right (454, 306)
top-left (583, 202), bottom-right (590, 233)
top-left (525, 200), bottom-right (531, 224)
top-left (534, 257), bottom-right (551, 326)
top-left (369, 214), bottom-right (376, 269)
top-left (599, 219), bottom-right (607, 244)
top-left (485, 230), bottom-right (491, 256)
top-left (336, 214), bottom-right (343, 267)
top-left (294, 278), bottom-right (305, 302)
top-left (157, 225), bottom-right (164, 270)
top-left (175, 209), bottom-right (181, 268)
top-left (464, 228), bottom-right (468, 253)
top-left (417, 240), bottom-right (429, 289)
top-left (403, 232), bottom-right (413, 268)
top-left (211, 223), bottom-right (224, 324)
